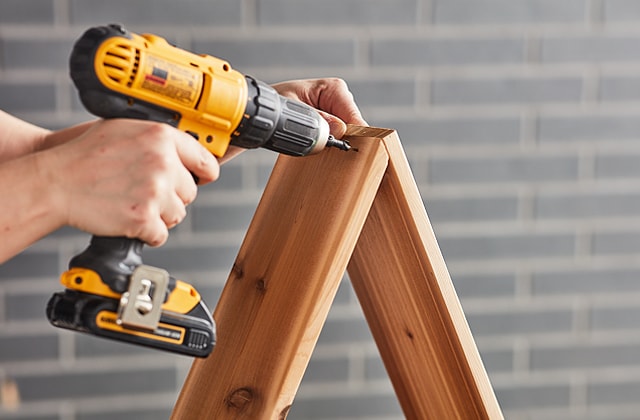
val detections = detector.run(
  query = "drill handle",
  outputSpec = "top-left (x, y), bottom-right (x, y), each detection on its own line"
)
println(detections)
top-left (69, 235), bottom-right (144, 294)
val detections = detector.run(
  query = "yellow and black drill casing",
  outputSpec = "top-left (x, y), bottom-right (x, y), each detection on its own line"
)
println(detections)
top-left (47, 237), bottom-right (215, 357)
top-left (47, 23), bottom-right (335, 358)
top-left (69, 23), bottom-right (246, 157)
top-left (69, 23), bottom-right (332, 158)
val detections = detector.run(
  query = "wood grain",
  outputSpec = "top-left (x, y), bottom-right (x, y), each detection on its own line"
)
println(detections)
top-left (347, 127), bottom-right (503, 419)
top-left (172, 126), bottom-right (502, 419)
top-left (172, 129), bottom-right (389, 419)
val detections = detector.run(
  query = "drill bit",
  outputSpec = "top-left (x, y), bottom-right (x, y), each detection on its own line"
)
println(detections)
top-left (326, 135), bottom-right (358, 152)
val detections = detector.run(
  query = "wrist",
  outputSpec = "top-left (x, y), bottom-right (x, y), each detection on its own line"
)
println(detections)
top-left (33, 148), bottom-right (69, 229)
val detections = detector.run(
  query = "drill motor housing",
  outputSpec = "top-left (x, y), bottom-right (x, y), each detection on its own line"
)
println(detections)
top-left (69, 23), bottom-right (331, 158)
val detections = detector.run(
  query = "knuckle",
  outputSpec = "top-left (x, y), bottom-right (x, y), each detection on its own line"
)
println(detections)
top-left (146, 230), bottom-right (168, 247)
top-left (126, 200), bottom-right (155, 226)
top-left (143, 121), bottom-right (174, 139)
top-left (184, 185), bottom-right (198, 205)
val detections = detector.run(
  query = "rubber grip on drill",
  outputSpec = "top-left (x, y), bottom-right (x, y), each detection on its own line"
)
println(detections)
top-left (231, 76), bottom-right (329, 157)
top-left (69, 236), bottom-right (143, 294)
top-left (69, 24), bottom-right (181, 127)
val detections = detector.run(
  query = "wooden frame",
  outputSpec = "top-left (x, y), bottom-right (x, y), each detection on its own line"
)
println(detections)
top-left (172, 127), bottom-right (503, 419)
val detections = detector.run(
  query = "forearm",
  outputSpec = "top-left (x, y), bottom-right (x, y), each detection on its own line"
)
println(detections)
top-left (39, 120), bottom-right (95, 151)
top-left (0, 151), bottom-right (65, 263)
top-left (0, 110), bottom-right (50, 163)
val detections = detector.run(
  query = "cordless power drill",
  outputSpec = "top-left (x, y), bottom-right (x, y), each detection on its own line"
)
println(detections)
top-left (46, 24), bottom-right (354, 358)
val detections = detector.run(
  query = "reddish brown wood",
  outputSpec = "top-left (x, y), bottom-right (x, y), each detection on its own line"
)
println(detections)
top-left (172, 126), bottom-right (502, 419)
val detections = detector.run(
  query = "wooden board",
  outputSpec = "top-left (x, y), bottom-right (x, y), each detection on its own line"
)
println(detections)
top-left (172, 129), bottom-right (389, 419)
top-left (172, 126), bottom-right (502, 419)
top-left (347, 127), bottom-right (503, 419)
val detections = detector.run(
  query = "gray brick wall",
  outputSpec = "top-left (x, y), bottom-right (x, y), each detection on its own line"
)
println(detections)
top-left (3, 0), bottom-right (640, 419)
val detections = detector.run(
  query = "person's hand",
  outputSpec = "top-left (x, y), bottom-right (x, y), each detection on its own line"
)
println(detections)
top-left (38, 119), bottom-right (219, 246)
top-left (272, 77), bottom-right (368, 139)
top-left (221, 77), bottom-right (367, 163)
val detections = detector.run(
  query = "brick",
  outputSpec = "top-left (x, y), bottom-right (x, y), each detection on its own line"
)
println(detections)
top-left (258, 0), bottom-right (418, 25)
top-left (199, 164), bottom-right (244, 192)
top-left (192, 204), bottom-right (256, 232)
top-left (0, 414), bottom-right (57, 420)
top-left (466, 307), bottom-right (573, 336)
top-left (0, 83), bottom-right (56, 112)
top-left (348, 79), bottom-right (417, 107)
top-left (532, 268), bottom-right (640, 295)
top-left (600, 76), bottom-right (640, 101)
top-left (0, 334), bottom-right (58, 361)
top-left (373, 117), bottom-right (521, 147)
top-left (479, 348), bottom-right (514, 373)
top-left (541, 36), bottom-right (640, 62)
top-left (289, 393), bottom-right (402, 418)
top-left (192, 39), bottom-right (355, 69)
top-left (69, 0), bottom-right (241, 25)
top-left (593, 231), bottom-right (640, 255)
top-left (5, 291), bottom-right (56, 321)
top-left (0, 0), bottom-right (54, 24)
top-left (143, 245), bottom-right (240, 273)
top-left (0, 251), bottom-right (59, 279)
top-left (440, 233), bottom-right (575, 261)
top-left (539, 114), bottom-right (640, 142)
top-left (434, 0), bottom-right (587, 24)
top-left (604, 0), bottom-right (640, 22)
top-left (535, 191), bottom-right (640, 219)
top-left (16, 367), bottom-right (176, 401)
top-left (429, 155), bottom-right (579, 184)
top-left (77, 409), bottom-right (172, 420)
top-left (364, 354), bottom-right (389, 381)
top-left (596, 153), bottom-right (640, 178)
top-left (451, 272), bottom-right (517, 298)
top-left (371, 37), bottom-right (525, 66)
top-left (318, 316), bottom-right (374, 344)
top-left (301, 355), bottom-right (350, 383)
top-left (334, 277), bottom-right (354, 306)
top-left (589, 380), bottom-right (640, 405)
top-left (494, 383), bottom-right (571, 410)
top-left (256, 160), bottom-right (277, 189)
top-left (2, 38), bottom-right (74, 71)
top-left (531, 342), bottom-right (640, 370)
top-left (591, 304), bottom-right (640, 331)
top-left (431, 76), bottom-right (582, 105)
top-left (424, 195), bottom-right (519, 223)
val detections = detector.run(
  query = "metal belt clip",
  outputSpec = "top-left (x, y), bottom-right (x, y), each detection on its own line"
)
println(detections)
top-left (117, 264), bottom-right (169, 331)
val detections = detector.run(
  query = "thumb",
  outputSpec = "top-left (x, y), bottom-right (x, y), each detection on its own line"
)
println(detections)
top-left (318, 110), bottom-right (348, 139)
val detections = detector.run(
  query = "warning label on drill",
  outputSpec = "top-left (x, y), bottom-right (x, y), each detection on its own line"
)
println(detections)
top-left (96, 311), bottom-right (185, 344)
top-left (141, 56), bottom-right (201, 106)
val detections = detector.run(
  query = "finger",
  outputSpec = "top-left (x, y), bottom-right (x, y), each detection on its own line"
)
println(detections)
top-left (134, 213), bottom-right (169, 247)
top-left (174, 164), bottom-right (198, 206)
top-left (321, 89), bottom-right (368, 127)
top-left (160, 193), bottom-right (188, 230)
top-left (142, 224), bottom-right (169, 247)
top-left (317, 110), bottom-right (348, 139)
top-left (174, 131), bottom-right (220, 185)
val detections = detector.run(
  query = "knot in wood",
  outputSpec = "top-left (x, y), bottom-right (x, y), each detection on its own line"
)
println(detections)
top-left (255, 278), bottom-right (267, 293)
top-left (225, 387), bottom-right (254, 411)
top-left (231, 263), bottom-right (244, 280)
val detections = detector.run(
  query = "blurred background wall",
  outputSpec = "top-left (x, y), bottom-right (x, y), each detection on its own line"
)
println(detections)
top-left (3, 0), bottom-right (640, 419)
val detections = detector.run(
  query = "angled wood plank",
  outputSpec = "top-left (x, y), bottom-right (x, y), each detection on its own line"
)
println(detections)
top-left (347, 127), bottom-right (503, 419)
top-left (172, 131), bottom-right (389, 419)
